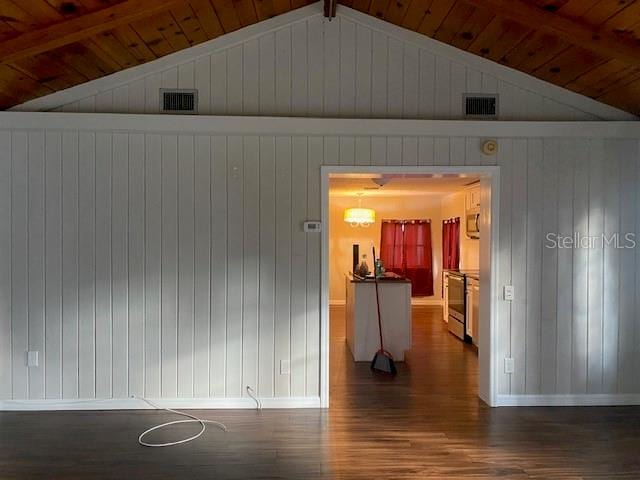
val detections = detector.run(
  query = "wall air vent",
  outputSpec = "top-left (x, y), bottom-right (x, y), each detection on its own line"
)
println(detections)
top-left (463, 94), bottom-right (498, 118)
top-left (160, 89), bottom-right (198, 113)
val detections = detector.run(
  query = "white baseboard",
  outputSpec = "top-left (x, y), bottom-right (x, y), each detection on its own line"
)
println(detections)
top-left (0, 396), bottom-right (321, 411)
top-left (496, 394), bottom-right (640, 407)
top-left (411, 298), bottom-right (443, 306)
top-left (330, 299), bottom-right (443, 306)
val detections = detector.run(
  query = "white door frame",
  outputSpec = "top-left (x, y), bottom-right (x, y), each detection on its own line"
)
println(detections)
top-left (320, 165), bottom-right (501, 408)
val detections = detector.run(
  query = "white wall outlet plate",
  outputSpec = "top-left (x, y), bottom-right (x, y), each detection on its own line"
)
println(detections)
top-left (503, 285), bottom-right (514, 301)
top-left (27, 351), bottom-right (39, 367)
top-left (504, 357), bottom-right (514, 374)
top-left (280, 359), bottom-right (290, 375)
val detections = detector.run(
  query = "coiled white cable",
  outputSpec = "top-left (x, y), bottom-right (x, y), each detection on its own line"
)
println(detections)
top-left (135, 396), bottom-right (228, 448)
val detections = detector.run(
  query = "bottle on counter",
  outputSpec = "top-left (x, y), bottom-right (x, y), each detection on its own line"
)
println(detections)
top-left (357, 254), bottom-right (370, 277)
top-left (374, 258), bottom-right (385, 278)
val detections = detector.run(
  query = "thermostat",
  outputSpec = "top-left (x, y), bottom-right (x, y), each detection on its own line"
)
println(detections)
top-left (304, 221), bottom-right (322, 232)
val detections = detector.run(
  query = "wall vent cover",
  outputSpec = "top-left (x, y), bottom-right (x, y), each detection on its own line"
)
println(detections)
top-left (463, 94), bottom-right (498, 118)
top-left (160, 89), bottom-right (198, 113)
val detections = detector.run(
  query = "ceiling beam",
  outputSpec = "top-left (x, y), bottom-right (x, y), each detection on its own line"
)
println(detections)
top-left (465, 0), bottom-right (640, 68)
top-left (0, 0), bottom-right (183, 65)
top-left (325, 0), bottom-right (337, 18)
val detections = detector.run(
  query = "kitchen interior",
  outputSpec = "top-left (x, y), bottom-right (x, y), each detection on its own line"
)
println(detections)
top-left (329, 173), bottom-right (483, 382)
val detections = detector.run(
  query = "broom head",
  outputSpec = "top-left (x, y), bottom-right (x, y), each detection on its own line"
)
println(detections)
top-left (370, 349), bottom-right (397, 375)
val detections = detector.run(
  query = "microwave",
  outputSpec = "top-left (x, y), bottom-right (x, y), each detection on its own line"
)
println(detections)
top-left (466, 211), bottom-right (480, 239)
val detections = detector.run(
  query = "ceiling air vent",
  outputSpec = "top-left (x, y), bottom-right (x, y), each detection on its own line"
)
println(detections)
top-left (464, 94), bottom-right (498, 118)
top-left (160, 89), bottom-right (198, 113)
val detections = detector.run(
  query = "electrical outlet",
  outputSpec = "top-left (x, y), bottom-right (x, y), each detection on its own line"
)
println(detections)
top-left (27, 351), bottom-right (39, 367)
top-left (503, 285), bottom-right (515, 301)
top-left (504, 357), bottom-right (514, 374)
top-left (280, 359), bottom-right (290, 375)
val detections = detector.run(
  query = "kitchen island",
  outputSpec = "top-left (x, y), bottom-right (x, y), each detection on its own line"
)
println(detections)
top-left (344, 273), bottom-right (412, 362)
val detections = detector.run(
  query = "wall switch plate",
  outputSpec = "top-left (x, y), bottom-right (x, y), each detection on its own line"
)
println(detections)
top-left (280, 359), bottom-right (290, 375)
top-left (503, 285), bottom-right (514, 301)
top-left (303, 221), bottom-right (322, 233)
top-left (504, 357), bottom-right (514, 374)
top-left (27, 351), bottom-right (39, 367)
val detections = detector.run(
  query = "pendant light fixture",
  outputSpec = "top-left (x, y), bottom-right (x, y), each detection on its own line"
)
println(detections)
top-left (344, 193), bottom-right (375, 227)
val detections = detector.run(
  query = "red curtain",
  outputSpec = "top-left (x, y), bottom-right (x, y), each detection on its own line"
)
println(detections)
top-left (442, 218), bottom-right (460, 270)
top-left (380, 221), bottom-right (403, 272)
top-left (379, 220), bottom-right (434, 297)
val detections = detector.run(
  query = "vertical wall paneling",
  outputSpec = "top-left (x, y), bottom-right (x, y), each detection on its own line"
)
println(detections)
top-left (496, 138), bottom-right (513, 396)
top-left (525, 139), bottom-right (543, 394)
top-left (112, 133), bottom-right (129, 398)
top-left (78, 132), bottom-right (96, 398)
top-left (193, 135), bottom-right (212, 397)
top-left (3, 125), bottom-right (640, 404)
top-left (128, 134), bottom-right (145, 397)
top-left (0, 131), bottom-right (11, 399)
top-left (339, 19), bottom-right (356, 117)
top-left (555, 139), bottom-right (575, 393)
top-left (11, 132), bottom-right (28, 400)
top-left (618, 142), bottom-right (637, 393)
top-left (291, 22), bottom-right (308, 116)
top-left (210, 136), bottom-right (228, 396)
top-left (371, 30), bottom-right (388, 117)
top-left (242, 136), bottom-right (260, 394)
top-left (510, 138), bottom-right (527, 394)
top-left (602, 140), bottom-right (620, 394)
top-left (258, 136), bottom-right (276, 397)
top-left (144, 134), bottom-right (162, 397)
top-left (44, 132), bottom-right (63, 399)
top-left (387, 37), bottom-right (403, 117)
top-left (226, 136), bottom-right (243, 397)
top-left (306, 16), bottom-right (324, 116)
top-left (355, 24), bottom-right (372, 117)
top-left (177, 135), bottom-right (195, 397)
top-left (572, 140), bottom-right (590, 394)
top-left (27, 132), bottom-right (46, 399)
top-left (42, 11), bottom-right (616, 121)
top-left (260, 34), bottom-right (277, 115)
top-left (540, 140), bottom-right (559, 394)
top-left (161, 135), bottom-right (178, 397)
top-left (306, 136), bottom-right (322, 396)
top-left (291, 137), bottom-right (308, 396)
top-left (323, 19), bottom-right (340, 116)
top-left (95, 133), bottom-right (112, 398)
top-left (275, 27), bottom-right (292, 116)
top-left (61, 131), bottom-right (79, 399)
top-left (587, 139), bottom-right (605, 393)
top-left (274, 136), bottom-right (292, 397)
top-left (243, 39), bottom-right (260, 115)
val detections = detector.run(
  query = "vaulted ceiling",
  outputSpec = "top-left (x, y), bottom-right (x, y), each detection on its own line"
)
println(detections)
top-left (1, 0), bottom-right (639, 114)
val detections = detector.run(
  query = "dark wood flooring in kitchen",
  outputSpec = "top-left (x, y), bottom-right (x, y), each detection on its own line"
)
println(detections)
top-left (1, 306), bottom-right (639, 479)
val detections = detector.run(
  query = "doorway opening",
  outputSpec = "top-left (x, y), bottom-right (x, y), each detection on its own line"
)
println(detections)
top-left (320, 166), bottom-right (500, 408)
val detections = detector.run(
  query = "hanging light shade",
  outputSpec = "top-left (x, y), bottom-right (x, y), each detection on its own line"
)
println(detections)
top-left (344, 207), bottom-right (376, 227)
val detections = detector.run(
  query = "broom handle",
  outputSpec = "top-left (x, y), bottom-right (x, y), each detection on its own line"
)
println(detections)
top-left (372, 247), bottom-right (384, 351)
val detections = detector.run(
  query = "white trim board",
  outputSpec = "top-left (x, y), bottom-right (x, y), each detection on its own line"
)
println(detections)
top-left (1, 113), bottom-right (640, 139)
top-left (496, 394), bottom-right (640, 407)
top-left (10, 3), bottom-right (635, 121)
top-left (0, 397), bottom-right (321, 411)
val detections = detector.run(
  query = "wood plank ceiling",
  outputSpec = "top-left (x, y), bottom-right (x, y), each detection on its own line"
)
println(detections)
top-left (1, 0), bottom-right (640, 114)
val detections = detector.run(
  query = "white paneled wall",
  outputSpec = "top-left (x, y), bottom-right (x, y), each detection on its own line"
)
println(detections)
top-left (1, 125), bottom-right (639, 402)
top-left (20, 6), bottom-right (625, 120)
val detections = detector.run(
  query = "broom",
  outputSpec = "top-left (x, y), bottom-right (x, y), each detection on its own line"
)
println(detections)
top-left (370, 246), bottom-right (397, 376)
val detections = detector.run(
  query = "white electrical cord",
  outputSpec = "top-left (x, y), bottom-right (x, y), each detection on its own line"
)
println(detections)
top-left (135, 396), bottom-right (228, 448)
top-left (246, 386), bottom-right (262, 410)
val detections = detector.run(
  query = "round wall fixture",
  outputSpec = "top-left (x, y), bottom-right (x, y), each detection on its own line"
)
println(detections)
top-left (481, 139), bottom-right (498, 156)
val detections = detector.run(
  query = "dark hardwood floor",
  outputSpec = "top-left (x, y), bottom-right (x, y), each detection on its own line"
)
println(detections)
top-left (2, 306), bottom-right (639, 479)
